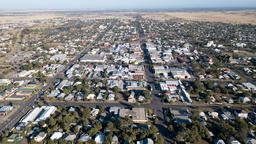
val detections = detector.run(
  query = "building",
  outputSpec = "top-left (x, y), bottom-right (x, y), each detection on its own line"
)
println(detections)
top-left (17, 70), bottom-right (38, 78)
top-left (0, 105), bottom-right (13, 116)
top-left (94, 133), bottom-right (105, 144)
top-left (169, 108), bottom-right (192, 124)
top-left (126, 81), bottom-right (147, 91)
top-left (159, 80), bottom-right (180, 92)
top-left (80, 54), bottom-right (106, 63)
top-left (119, 108), bottom-right (148, 123)
top-left (170, 68), bottom-right (191, 79)
top-left (242, 82), bottom-right (256, 93)
top-left (50, 132), bottom-right (63, 140)
top-left (21, 106), bottom-right (57, 125)
top-left (34, 132), bottom-right (47, 142)
top-left (137, 138), bottom-right (154, 144)
top-left (128, 65), bottom-right (145, 80)
top-left (0, 79), bottom-right (11, 85)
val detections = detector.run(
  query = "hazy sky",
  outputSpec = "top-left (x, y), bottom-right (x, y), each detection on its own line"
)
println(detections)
top-left (1, 0), bottom-right (256, 10)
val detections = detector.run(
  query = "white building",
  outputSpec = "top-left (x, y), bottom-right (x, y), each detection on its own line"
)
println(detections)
top-left (21, 106), bottom-right (57, 125)
top-left (80, 54), bottom-right (106, 63)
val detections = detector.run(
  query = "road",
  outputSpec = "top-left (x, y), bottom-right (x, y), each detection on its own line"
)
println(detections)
top-left (1, 18), bottom-right (255, 144)
top-left (0, 21), bottom-right (116, 135)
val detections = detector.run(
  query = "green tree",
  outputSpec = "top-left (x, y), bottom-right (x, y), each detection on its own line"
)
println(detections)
top-left (235, 119), bottom-right (249, 143)
top-left (112, 86), bottom-right (121, 94)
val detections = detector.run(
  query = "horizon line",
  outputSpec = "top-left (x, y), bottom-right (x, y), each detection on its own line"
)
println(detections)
top-left (0, 7), bottom-right (256, 12)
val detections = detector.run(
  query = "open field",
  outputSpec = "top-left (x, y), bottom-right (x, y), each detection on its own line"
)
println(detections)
top-left (0, 12), bottom-right (134, 24)
top-left (142, 10), bottom-right (256, 25)
top-left (1, 10), bottom-right (256, 24)
top-left (0, 13), bottom-right (65, 24)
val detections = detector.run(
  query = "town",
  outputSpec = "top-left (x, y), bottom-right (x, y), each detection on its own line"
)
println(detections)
top-left (0, 11), bottom-right (256, 144)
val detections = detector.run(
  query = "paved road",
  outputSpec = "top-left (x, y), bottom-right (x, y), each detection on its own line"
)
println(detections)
top-left (0, 22), bottom-right (116, 135)
top-left (134, 15), bottom-right (173, 143)
top-left (1, 18), bottom-right (255, 144)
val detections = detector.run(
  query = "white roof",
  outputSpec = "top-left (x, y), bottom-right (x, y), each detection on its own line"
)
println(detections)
top-left (94, 133), bottom-right (105, 144)
top-left (50, 132), bottom-right (63, 140)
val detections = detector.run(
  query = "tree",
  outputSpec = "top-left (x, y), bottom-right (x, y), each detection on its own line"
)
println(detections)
top-left (112, 86), bottom-right (121, 94)
top-left (105, 132), bottom-right (113, 144)
top-left (156, 135), bottom-right (165, 144)
top-left (106, 122), bottom-right (114, 132)
top-left (149, 125), bottom-right (159, 135)
top-left (235, 119), bottom-right (248, 143)
top-left (217, 121), bottom-right (236, 141)
top-left (47, 117), bottom-right (56, 127)
top-left (82, 108), bottom-right (91, 119)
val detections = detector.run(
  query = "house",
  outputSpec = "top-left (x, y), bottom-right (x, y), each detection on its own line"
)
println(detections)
top-left (215, 139), bottom-right (225, 144)
top-left (50, 54), bottom-right (67, 63)
top-left (34, 132), bottom-right (47, 142)
top-left (65, 134), bottom-right (77, 141)
top-left (7, 134), bottom-right (23, 143)
top-left (128, 91), bottom-right (136, 103)
top-left (65, 94), bottom-right (74, 101)
top-left (221, 110), bottom-right (235, 120)
top-left (247, 138), bottom-right (256, 144)
top-left (234, 110), bottom-right (248, 119)
top-left (230, 140), bottom-right (241, 144)
top-left (239, 96), bottom-right (251, 103)
top-left (126, 81), bottom-right (147, 91)
top-left (248, 112), bottom-right (256, 124)
top-left (91, 108), bottom-right (99, 118)
top-left (107, 80), bottom-right (124, 90)
top-left (80, 54), bottom-right (106, 63)
top-left (57, 93), bottom-right (66, 99)
top-left (79, 134), bottom-right (91, 142)
top-left (242, 82), bottom-right (256, 93)
top-left (50, 132), bottom-right (63, 140)
top-left (0, 79), bottom-right (11, 85)
top-left (119, 108), bottom-right (148, 123)
top-left (137, 138), bottom-right (154, 144)
top-left (112, 135), bottom-right (119, 144)
top-left (97, 93), bottom-right (104, 100)
top-left (57, 80), bottom-right (73, 90)
top-left (87, 94), bottom-right (96, 100)
top-left (170, 68), bottom-right (191, 79)
top-left (169, 108), bottom-right (192, 124)
top-left (208, 111), bottom-right (219, 119)
top-left (138, 95), bottom-right (146, 102)
top-left (199, 112), bottom-right (208, 121)
top-left (109, 107), bottom-right (120, 115)
top-left (107, 93), bottom-right (115, 101)
top-left (94, 133), bottom-right (105, 144)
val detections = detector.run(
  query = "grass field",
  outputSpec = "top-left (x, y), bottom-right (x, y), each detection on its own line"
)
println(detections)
top-left (142, 10), bottom-right (256, 25)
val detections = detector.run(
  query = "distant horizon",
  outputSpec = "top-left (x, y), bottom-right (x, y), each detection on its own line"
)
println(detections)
top-left (1, 0), bottom-right (256, 11)
top-left (0, 7), bottom-right (256, 13)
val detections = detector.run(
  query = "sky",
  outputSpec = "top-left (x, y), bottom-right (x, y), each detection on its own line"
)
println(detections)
top-left (1, 0), bottom-right (256, 10)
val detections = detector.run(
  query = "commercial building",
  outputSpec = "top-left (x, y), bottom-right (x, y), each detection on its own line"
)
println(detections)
top-left (80, 54), bottom-right (106, 63)
top-left (119, 108), bottom-right (148, 123)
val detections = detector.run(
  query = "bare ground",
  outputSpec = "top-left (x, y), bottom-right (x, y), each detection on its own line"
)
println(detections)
top-left (142, 10), bottom-right (256, 25)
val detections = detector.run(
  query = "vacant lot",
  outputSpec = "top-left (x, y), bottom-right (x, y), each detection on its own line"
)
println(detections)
top-left (0, 13), bottom-right (65, 24)
top-left (143, 10), bottom-right (256, 25)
